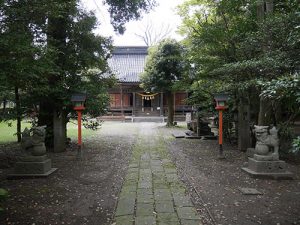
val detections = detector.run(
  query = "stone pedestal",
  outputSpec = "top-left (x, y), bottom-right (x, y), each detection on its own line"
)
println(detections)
top-left (8, 156), bottom-right (57, 178)
top-left (242, 157), bottom-right (293, 179)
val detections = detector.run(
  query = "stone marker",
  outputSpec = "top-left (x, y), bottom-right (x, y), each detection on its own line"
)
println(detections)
top-left (8, 126), bottom-right (57, 178)
top-left (242, 126), bottom-right (293, 179)
top-left (172, 131), bottom-right (186, 138)
top-left (238, 188), bottom-right (262, 195)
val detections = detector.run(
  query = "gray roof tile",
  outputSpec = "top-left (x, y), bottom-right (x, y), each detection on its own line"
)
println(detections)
top-left (108, 46), bottom-right (148, 83)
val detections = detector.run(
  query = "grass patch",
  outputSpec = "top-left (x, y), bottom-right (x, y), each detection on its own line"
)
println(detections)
top-left (0, 121), bottom-right (31, 144)
top-left (67, 121), bottom-right (97, 140)
top-left (0, 120), bottom-right (97, 144)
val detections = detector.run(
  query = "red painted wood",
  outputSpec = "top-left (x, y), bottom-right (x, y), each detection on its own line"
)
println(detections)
top-left (77, 110), bottom-right (82, 146)
top-left (219, 110), bottom-right (223, 145)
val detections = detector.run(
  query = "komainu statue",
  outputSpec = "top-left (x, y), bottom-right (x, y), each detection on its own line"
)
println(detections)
top-left (242, 125), bottom-right (293, 179)
top-left (21, 126), bottom-right (47, 156)
top-left (253, 125), bottom-right (279, 161)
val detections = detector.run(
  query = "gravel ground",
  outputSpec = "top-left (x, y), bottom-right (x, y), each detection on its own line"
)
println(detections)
top-left (162, 126), bottom-right (300, 225)
top-left (0, 122), bottom-right (299, 225)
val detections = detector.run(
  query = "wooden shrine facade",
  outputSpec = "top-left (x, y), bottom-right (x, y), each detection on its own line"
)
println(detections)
top-left (106, 46), bottom-right (191, 119)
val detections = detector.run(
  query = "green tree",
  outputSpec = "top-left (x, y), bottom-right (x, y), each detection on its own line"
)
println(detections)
top-left (1, 0), bottom-right (156, 148)
top-left (0, 0), bottom-right (51, 141)
top-left (39, 0), bottom-right (156, 151)
top-left (178, 0), bottom-right (299, 150)
top-left (140, 39), bottom-right (186, 126)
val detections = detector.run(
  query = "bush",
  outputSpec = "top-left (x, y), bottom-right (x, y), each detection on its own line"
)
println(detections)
top-left (291, 136), bottom-right (300, 154)
top-left (0, 188), bottom-right (9, 212)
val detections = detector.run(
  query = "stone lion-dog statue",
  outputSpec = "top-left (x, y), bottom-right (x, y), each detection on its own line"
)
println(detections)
top-left (21, 126), bottom-right (47, 156)
top-left (253, 125), bottom-right (279, 161)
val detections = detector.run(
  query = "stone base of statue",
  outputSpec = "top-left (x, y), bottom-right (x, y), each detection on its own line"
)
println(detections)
top-left (8, 155), bottom-right (57, 178)
top-left (242, 126), bottom-right (293, 180)
top-left (242, 157), bottom-right (293, 180)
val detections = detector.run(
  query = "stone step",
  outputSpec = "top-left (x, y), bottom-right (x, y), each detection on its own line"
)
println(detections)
top-left (132, 116), bottom-right (165, 123)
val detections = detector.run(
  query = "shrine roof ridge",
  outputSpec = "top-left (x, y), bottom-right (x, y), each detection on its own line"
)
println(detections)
top-left (108, 46), bottom-right (149, 83)
top-left (113, 46), bottom-right (148, 55)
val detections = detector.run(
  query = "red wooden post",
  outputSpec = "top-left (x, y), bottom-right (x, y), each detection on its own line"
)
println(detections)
top-left (77, 110), bottom-right (82, 147)
top-left (71, 93), bottom-right (86, 159)
top-left (219, 110), bottom-right (223, 145)
top-left (214, 93), bottom-right (228, 159)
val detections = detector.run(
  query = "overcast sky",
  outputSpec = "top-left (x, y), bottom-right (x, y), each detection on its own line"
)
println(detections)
top-left (80, 0), bottom-right (185, 46)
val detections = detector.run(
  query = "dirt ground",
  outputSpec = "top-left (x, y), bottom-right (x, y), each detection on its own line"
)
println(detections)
top-left (0, 122), bottom-right (299, 225)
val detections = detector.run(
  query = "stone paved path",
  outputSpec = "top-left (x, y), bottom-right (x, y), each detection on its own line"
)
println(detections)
top-left (113, 123), bottom-right (202, 225)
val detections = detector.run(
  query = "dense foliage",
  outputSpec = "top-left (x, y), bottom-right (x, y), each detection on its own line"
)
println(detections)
top-left (178, 0), bottom-right (299, 150)
top-left (0, 0), bottom-right (156, 149)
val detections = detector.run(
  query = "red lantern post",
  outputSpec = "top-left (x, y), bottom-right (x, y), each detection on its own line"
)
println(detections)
top-left (71, 93), bottom-right (86, 158)
top-left (214, 93), bottom-right (229, 159)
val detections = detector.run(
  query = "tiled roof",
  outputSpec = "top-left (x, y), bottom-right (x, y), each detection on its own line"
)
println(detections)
top-left (108, 46), bottom-right (148, 83)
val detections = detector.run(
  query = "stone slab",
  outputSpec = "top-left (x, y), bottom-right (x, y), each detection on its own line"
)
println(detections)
top-left (135, 216), bottom-right (156, 225)
top-left (8, 167), bottom-right (57, 178)
top-left (125, 172), bottom-right (139, 181)
top-left (136, 203), bottom-right (155, 216)
top-left (138, 180), bottom-right (152, 189)
top-left (128, 163), bottom-right (139, 168)
top-left (120, 185), bottom-right (137, 194)
top-left (123, 179), bottom-right (138, 186)
top-left (137, 188), bottom-right (152, 195)
top-left (115, 197), bottom-right (135, 216)
top-left (154, 183), bottom-right (169, 189)
top-left (155, 201), bottom-right (175, 213)
top-left (242, 157), bottom-right (293, 179)
top-left (128, 168), bottom-right (139, 173)
top-left (247, 157), bottom-right (287, 173)
top-left (238, 188), bottom-right (262, 195)
top-left (119, 191), bottom-right (136, 200)
top-left (137, 194), bottom-right (154, 204)
top-left (115, 215), bottom-right (134, 225)
top-left (157, 213), bottom-right (179, 222)
top-left (201, 135), bottom-right (217, 140)
top-left (17, 155), bottom-right (48, 162)
top-left (242, 167), bottom-right (293, 180)
top-left (166, 174), bottom-right (180, 183)
top-left (180, 219), bottom-right (203, 225)
top-left (176, 207), bottom-right (201, 220)
top-left (152, 166), bottom-right (164, 172)
top-left (12, 158), bottom-right (55, 175)
top-left (154, 189), bottom-right (172, 202)
top-left (140, 163), bottom-right (150, 169)
top-left (172, 131), bottom-right (186, 138)
top-left (185, 136), bottom-right (202, 139)
top-left (158, 221), bottom-right (180, 225)
top-left (150, 160), bottom-right (161, 166)
top-left (164, 168), bottom-right (177, 174)
top-left (173, 195), bottom-right (194, 207)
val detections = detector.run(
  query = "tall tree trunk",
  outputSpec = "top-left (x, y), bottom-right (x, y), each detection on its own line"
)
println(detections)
top-left (257, 0), bottom-right (274, 126)
top-left (38, 8), bottom-right (68, 150)
top-left (256, 0), bottom-right (265, 21)
top-left (258, 97), bottom-right (273, 125)
top-left (166, 91), bottom-right (174, 126)
top-left (14, 86), bottom-right (21, 142)
top-left (265, 0), bottom-right (274, 13)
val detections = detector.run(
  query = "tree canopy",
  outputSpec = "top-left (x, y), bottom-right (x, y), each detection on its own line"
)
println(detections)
top-left (0, 0), bottom-right (156, 148)
top-left (140, 39), bottom-right (186, 126)
top-left (177, 0), bottom-right (299, 151)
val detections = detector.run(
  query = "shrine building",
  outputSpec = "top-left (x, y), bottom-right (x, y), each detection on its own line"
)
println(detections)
top-left (105, 46), bottom-right (191, 121)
